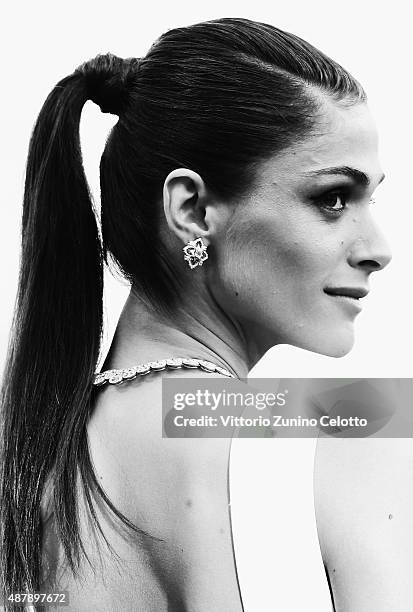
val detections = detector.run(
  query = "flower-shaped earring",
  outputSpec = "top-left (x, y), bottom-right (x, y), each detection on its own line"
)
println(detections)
top-left (183, 237), bottom-right (208, 269)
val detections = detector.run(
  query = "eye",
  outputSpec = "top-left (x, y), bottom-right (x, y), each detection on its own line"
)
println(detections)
top-left (324, 194), bottom-right (346, 211)
top-left (314, 191), bottom-right (348, 215)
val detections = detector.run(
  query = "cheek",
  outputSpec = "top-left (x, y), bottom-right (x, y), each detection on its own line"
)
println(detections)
top-left (208, 208), bottom-right (356, 356)
top-left (213, 212), bottom-right (333, 309)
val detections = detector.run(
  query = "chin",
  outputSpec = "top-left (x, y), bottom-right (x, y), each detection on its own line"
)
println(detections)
top-left (296, 328), bottom-right (355, 358)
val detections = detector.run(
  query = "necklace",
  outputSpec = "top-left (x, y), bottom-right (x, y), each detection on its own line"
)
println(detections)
top-left (93, 357), bottom-right (236, 387)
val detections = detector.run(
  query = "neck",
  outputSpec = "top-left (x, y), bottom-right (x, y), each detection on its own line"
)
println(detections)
top-left (102, 286), bottom-right (258, 379)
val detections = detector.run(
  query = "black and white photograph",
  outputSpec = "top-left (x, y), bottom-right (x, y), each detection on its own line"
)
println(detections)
top-left (1, 2), bottom-right (412, 610)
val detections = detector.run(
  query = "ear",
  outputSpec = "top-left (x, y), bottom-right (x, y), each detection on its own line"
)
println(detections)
top-left (162, 168), bottom-right (217, 246)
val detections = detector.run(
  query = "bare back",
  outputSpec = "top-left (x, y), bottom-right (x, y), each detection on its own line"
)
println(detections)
top-left (40, 369), bottom-right (243, 612)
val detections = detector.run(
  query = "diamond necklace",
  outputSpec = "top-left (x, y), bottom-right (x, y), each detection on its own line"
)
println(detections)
top-left (93, 357), bottom-right (236, 387)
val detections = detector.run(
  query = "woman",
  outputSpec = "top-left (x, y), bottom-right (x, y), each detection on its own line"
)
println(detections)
top-left (0, 16), bottom-right (391, 611)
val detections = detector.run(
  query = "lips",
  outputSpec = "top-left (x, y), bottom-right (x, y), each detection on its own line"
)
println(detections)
top-left (324, 287), bottom-right (369, 299)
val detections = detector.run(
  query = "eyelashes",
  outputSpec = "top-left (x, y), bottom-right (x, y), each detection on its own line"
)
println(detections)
top-left (311, 189), bottom-right (376, 218)
top-left (318, 192), bottom-right (347, 214)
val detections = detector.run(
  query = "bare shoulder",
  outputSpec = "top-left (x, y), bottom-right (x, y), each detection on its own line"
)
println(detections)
top-left (89, 367), bottom-right (232, 449)
top-left (314, 438), bottom-right (413, 610)
top-left (87, 370), bottom-right (233, 524)
top-left (89, 368), bottom-right (232, 443)
top-left (314, 437), bottom-right (413, 529)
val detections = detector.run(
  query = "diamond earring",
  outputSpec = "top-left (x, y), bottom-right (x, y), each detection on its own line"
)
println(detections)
top-left (183, 237), bottom-right (208, 269)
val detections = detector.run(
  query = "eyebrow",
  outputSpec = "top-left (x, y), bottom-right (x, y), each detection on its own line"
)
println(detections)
top-left (302, 166), bottom-right (385, 187)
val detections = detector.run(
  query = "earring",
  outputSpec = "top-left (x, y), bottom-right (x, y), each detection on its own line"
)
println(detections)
top-left (183, 237), bottom-right (208, 269)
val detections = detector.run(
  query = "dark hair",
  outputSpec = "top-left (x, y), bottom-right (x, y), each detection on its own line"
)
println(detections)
top-left (0, 16), bottom-right (366, 604)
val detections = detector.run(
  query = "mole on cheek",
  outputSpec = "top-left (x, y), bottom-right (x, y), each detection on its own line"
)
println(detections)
top-left (235, 292), bottom-right (239, 297)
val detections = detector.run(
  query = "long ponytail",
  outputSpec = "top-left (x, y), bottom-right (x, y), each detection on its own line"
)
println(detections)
top-left (0, 67), bottom-right (124, 604)
top-left (1, 56), bottom-right (161, 606)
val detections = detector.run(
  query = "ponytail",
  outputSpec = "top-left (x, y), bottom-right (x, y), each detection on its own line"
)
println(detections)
top-left (0, 70), bottom-right (103, 597)
top-left (0, 57), bottom-right (146, 604)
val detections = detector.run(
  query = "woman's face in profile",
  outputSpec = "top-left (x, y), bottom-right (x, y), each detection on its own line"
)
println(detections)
top-left (213, 99), bottom-right (391, 358)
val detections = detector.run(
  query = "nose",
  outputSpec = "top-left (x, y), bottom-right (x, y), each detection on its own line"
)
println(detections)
top-left (347, 215), bottom-right (392, 273)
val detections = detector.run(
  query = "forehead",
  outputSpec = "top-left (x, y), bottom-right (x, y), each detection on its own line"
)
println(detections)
top-left (259, 100), bottom-right (382, 185)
